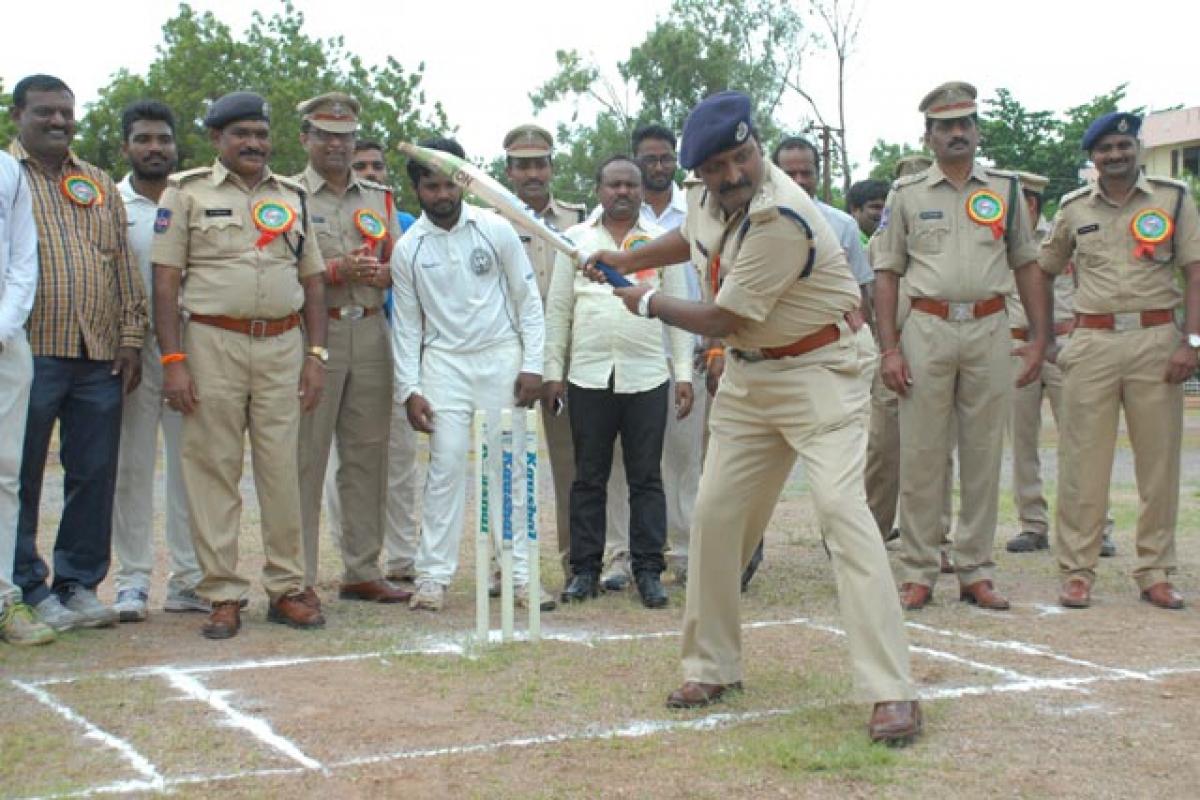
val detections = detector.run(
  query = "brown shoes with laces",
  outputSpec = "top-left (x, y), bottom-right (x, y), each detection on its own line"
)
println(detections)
top-left (339, 579), bottom-right (413, 603)
top-left (201, 600), bottom-right (242, 640)
top-left (899, 582), bottom-right (932, 611)
top-left (1141, 582), bottom-right (1184, 610)
top-left (665, 681), bottom-right (744, 709)
top-left (959, 579), bottom-right (1010, 610)
top-left (268, 591), bottom-right (326, 629)
top-left (1059, 578), bottom-right (1091, 609)
top-left (868, 701), bottom-right (923, 747)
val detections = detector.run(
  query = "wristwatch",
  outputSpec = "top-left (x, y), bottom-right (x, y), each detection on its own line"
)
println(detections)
top-left (306, 345), bottom-right (330, 365)
top-left (1188, 333), bottom-right (1200, 351)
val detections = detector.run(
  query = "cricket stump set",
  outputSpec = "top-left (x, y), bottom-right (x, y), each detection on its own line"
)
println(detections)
top-left (473, 408), bottom-right (541, 645)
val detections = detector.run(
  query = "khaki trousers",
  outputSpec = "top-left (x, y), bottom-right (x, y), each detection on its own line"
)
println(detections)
top-left (298, 314), bottom-right (392, 585)
top-left (1055, 325), bottom-right (1181, 589)
top-left (182, 322), bottom-right (305, 603)
top-left (0, 334), bottom-right (32, 607)
top-left (680, 326), bottom-right (914, 703)
top-left (1009, 351), bottom-right (1063, 536)
top-left (897, 311), bottom-right (1011, 588)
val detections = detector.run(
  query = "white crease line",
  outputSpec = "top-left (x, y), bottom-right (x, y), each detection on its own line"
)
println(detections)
top-left (156, 667), bottom-right (324, 771)
top-left (904, 621), bottom-right (1154, 681)
top-left (10, 680), bottom-right (165, 790)
top-left (14, 779), bottom-right (165, 800)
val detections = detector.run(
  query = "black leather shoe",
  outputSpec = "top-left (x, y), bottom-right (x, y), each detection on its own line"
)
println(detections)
top-left (560, 573), bottom-right (600, 603)
top-left (636, 573), bottom-right (668, 608)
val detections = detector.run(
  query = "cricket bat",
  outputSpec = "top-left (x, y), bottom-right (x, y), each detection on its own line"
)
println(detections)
top-left (397, 141), bottom-right (632, 288)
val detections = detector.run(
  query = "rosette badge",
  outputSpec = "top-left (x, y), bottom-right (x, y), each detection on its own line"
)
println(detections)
top-left (1130, 208), bottom-right (1173, 260)
top-left (251, 200), bottom-right (297, 249)
top-left (354, 208), bottom-right (387, 244)
top-left (623, 233), bottom-right (657, 283)
top-left (60, 175), bottom-right (104, 208)
top-left (966, 189), bottom-right (1005, 240)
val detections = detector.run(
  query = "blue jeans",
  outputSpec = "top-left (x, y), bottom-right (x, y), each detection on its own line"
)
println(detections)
top-left (15, 357), bottom-right (123, 605)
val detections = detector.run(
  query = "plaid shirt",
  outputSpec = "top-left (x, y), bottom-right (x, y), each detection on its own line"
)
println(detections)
top-left (9, 140), bottom-right (146, 359)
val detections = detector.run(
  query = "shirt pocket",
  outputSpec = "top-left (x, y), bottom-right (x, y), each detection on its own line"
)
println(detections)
top-left (906, 220), bottom-right (951, 255)
top-left (191, 211), bottom-right (246, 259)
top-left (1073, 231), bottom-right (1106, 270)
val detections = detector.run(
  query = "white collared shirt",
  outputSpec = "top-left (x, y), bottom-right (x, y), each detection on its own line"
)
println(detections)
top-left (0, 152), bottom-right (38, 343)
top-left (544, 216), bottom-right (692, 392)
top-left (391, 202), bottom-right (544, 402)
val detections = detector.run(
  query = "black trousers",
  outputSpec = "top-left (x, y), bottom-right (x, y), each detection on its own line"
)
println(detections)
top-left (567, 378), bottom-right (668, 577)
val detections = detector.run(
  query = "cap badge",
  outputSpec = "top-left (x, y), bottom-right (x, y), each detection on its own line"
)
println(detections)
top-left (1117, 118), bottom-right (1130, 133)
top-left (735, 121), bottom-right (749, 143)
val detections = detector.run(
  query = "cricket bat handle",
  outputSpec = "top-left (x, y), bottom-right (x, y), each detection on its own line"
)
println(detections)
top-left (594, 260), bottom-right (632, 288)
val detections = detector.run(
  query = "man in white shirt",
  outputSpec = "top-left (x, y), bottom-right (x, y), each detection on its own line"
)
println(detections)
top-left (110, 101), bottom-right (206, 623)
top-left (392, 137), bottom-right (550, 612)
top-left (0, 150), bottom-right (51, 646)
top-left (544, 155), bottom-right (693, 608)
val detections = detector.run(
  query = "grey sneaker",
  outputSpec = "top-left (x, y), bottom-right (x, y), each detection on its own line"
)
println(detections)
top-left (516, 582), bottom-right (557, 611)
top-left (164, 587), bottom-right (211, 613)
top-left (114, 589), bottom-right (149, 623)
top-left (409, 580), bottom-right (445, 611)
top-left (0, 602), bottom-right (56, 646)
top-left (601, 553), bottom-right (633, 591)
top-left (33, 594), bottom-right (83, 632)
top-left (1099, 531), bottom-right (1117, 558)
top-left (62, 588), bottom-right (118, 629)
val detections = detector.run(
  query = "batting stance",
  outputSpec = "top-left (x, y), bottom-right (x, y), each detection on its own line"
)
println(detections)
top-left (585, 92), bottom-right (921, 745)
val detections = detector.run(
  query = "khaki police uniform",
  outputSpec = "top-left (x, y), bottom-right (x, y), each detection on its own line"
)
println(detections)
top-left (680, 162), bottom-right (913, 701)
top-left (503, 123), bottom-right (587, 575)
top-left (294, 164), bottom-right (401, 586)
top-left (1041, 173), bottom-right (1200, 589)
top-left (152, 161), bottom-right (324, 603)
top-left (873, 161), bottom-right (1038, 589)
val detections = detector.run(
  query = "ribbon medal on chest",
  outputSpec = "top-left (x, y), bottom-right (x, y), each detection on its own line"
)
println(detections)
top-left (251, 200), bottom-right (297, 249)
top-left (354, 208), bottom-right (387, 248)
top-left (60, 175), bottom-right (104, 208)
top-left (965, 189), bottom-right (1005, 240)
top-left (622, 232), bottom-right (657, 284)
top-left (1130, 208), bottom-right (1172, 260)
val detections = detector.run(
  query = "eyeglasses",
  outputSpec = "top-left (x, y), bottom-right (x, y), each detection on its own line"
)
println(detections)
top-left (637, 154), bottom-right (677, 168)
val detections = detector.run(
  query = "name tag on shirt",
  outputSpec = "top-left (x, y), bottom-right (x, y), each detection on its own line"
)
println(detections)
top-left (204, 208), bottom-right (233, 218)
top-left (1077, 224), bottom-right (1100, 235)
top-left (312, 215), bottom-right (326, 224)
top-left (519, 235), bottom-right (532, 243)
top-left (918, 210), bottom-right (944, 220)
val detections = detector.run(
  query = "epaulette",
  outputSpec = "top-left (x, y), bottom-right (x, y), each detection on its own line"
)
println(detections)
top-left (748, 204), bottom-right (781, 224)
top-left (273, 174), bottom-right (307, 195)
top-left (556, 198), bottom-right (586, 212)
top-left (1058, 185), bottom-right (1090, 209)
top-left (359, 178), bottom-right (393, 194)
top-left (1146, 175), bottom-right (1189, 192)
top-left (891, 172), bottom-right (928, 191)
top-left (984, 167), bottom-right (1018, 180)
top-left (168, 166), bottom-right (212, 187)
top-left (682, 172), bottom-right (703, 188)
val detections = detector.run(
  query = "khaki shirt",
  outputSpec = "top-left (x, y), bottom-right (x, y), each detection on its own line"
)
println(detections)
top-left (680, 161), bottom-right (861, 350)
top-left (152, 161), bottom-right (324, 319)
top-left (519, 196), bottom-right (587, 299)
top-left (1039, 173), bottom-right (1200, 314)
top-left (872, 161), bottom-right (1038, 302)
top-left (1007, 218), bottom-right (1075, 328)
top-left (293, 165), bottom-right (400, 309)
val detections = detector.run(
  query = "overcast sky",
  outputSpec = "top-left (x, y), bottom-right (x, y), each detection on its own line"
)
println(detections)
top-left (4, 0), bottom-right (1196, 175)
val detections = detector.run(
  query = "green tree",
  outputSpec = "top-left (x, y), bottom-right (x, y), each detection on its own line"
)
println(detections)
top-left (74, 1), bottom-right (448, 210)
top-left (866, 138), bottom-right (928, 182)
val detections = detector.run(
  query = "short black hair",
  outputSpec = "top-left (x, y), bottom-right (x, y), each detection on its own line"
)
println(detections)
top-left (594, 154), bottom-right (642, 187)
top-left (631, 124), bottom-right (676, 154)
top-left (406, 136), bottom-right (465, 188)
top-left (925, 113), bottom-right (979, 134)
top-left (120, 100), bottom-right (175, 142)
top-left (12, 74), bottom-right (73, 108)
top-left (772, 136), bottom-right (820, 174)
top-left (355, 139), bottom-right (385, 154)
top-left (847, 179), bottom-right (890, 212)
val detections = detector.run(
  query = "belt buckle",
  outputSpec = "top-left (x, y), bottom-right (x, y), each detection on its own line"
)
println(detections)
top-left (1113, 312), bottom-right (1140, 332)
top-left (340, 304), bottom-right (365, 321)
top-left (249, 319), bottom-right (268, 338)
top-left (733, 348), bottom-right (765, 363)
top-left (947, 302), bottom-right (974, 322)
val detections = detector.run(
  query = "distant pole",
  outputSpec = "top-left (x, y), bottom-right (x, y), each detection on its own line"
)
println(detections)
top-left (819, 126), bottom-right (833, 203)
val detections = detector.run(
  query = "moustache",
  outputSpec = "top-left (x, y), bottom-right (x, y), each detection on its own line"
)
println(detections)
top-left (718, 179), bottom-right (752, 195)
top-left (239, 149), bottom-right (265, 158)
top-left (949, 137), bottom-right (970, 147)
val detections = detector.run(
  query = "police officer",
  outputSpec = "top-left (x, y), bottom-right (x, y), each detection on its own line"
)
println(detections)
top-left (292, 93), bottom-right (409, 606)
top-left (873, 81), bottom-right (1049, 612)
top-left (502, 124), bottom-right (586, 582)
top-left (1041, 112), bottom-right (1200, 610)
top-left (586, 91), bottom-right (920, 746)
top-left (152, 91), bottom-right (329, 639)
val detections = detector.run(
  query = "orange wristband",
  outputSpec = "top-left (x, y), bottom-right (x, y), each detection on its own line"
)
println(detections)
top-left (705, 347), bottom-right (725, 366)
top-left (161, 352), bottom-right (186, 366)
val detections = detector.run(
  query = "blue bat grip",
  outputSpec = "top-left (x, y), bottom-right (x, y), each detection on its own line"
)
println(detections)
top-left (596, 260), bottom-right (632, 288)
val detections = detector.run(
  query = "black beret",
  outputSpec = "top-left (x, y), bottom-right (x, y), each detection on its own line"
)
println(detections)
top-left (1081, 112), bottom-right (1141, 152)
top-left (204, 91), bottom-right (270, 129)
top-left (679, 91), bottom-right (755, 170)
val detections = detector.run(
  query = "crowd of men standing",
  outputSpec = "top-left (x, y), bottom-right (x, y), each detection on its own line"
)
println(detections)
top-left (0, 70), bottom-right (1196, 747)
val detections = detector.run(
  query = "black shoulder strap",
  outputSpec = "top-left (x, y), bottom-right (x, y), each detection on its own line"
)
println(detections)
top-left (734, 208), bottom-right (816, 280)
top-left (1173, 185), bottom-right (1185, 248)
top-left (288, 189), bottom-right (308, 261)
top-left (1005, 174), bottom-right (1018, 241)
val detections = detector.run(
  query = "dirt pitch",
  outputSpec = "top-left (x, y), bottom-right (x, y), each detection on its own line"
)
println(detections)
top-left (2, 409), bottom-right (1198, 799)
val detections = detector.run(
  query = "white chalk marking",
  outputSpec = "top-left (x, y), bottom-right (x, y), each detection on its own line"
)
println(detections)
top-left (10, 680), bottom-right (165, 791)
top-left (156, 667), bottom-right (324, 771)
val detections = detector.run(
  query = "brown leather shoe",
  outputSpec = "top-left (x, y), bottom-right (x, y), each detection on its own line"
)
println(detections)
top-left (300, 586), bottom-right (322, 610)
top-left (201, 600), bottom-right (241, 640)
top-left (1141, 582), bottom-right (1184, 610)
top-left (1059, 578), bottom-right (1091, 609)
top-left (665, 681), bottom-right (743, 709)
top-left (268, 591), bottom-right (326, 629)
top-left (940, 550), bottom-right (954, 574)
top-left (339, 579), bottom-right (413, 603)
top-left (960, 579), bottom-right (1010, 610)
top-left (898, 582), bottom-right (932, 611)
top-left (868, 700), bottom-right (923, 747)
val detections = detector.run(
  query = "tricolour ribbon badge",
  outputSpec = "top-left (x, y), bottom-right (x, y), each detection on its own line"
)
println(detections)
top-left (1130, 208), bottom-right (1172, 260)
top-left (354, 208), bottom-right (387, 245)
top-left (622, 232), bottom-right (657, 283)
top-left (60, 175), bottom-right (103, 208)
top-left (251, 200), bottom-right (297, 249)
top-left (965, 189), bottom-right (1005, 240)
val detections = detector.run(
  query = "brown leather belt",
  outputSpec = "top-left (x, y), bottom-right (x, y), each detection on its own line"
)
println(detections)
top-left (328, 304), bottom-right (381, 320)
top-left (911, 295), bottom-right (1005, 321)
top-left (731, 310), bottom-right (864, 362)
top-left (1074, 309), bottom-right (1174, 331)
top-left (1010, 321), bottom-right (1076, 341)
top-left (189, 313), bottom-right (301, 338)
